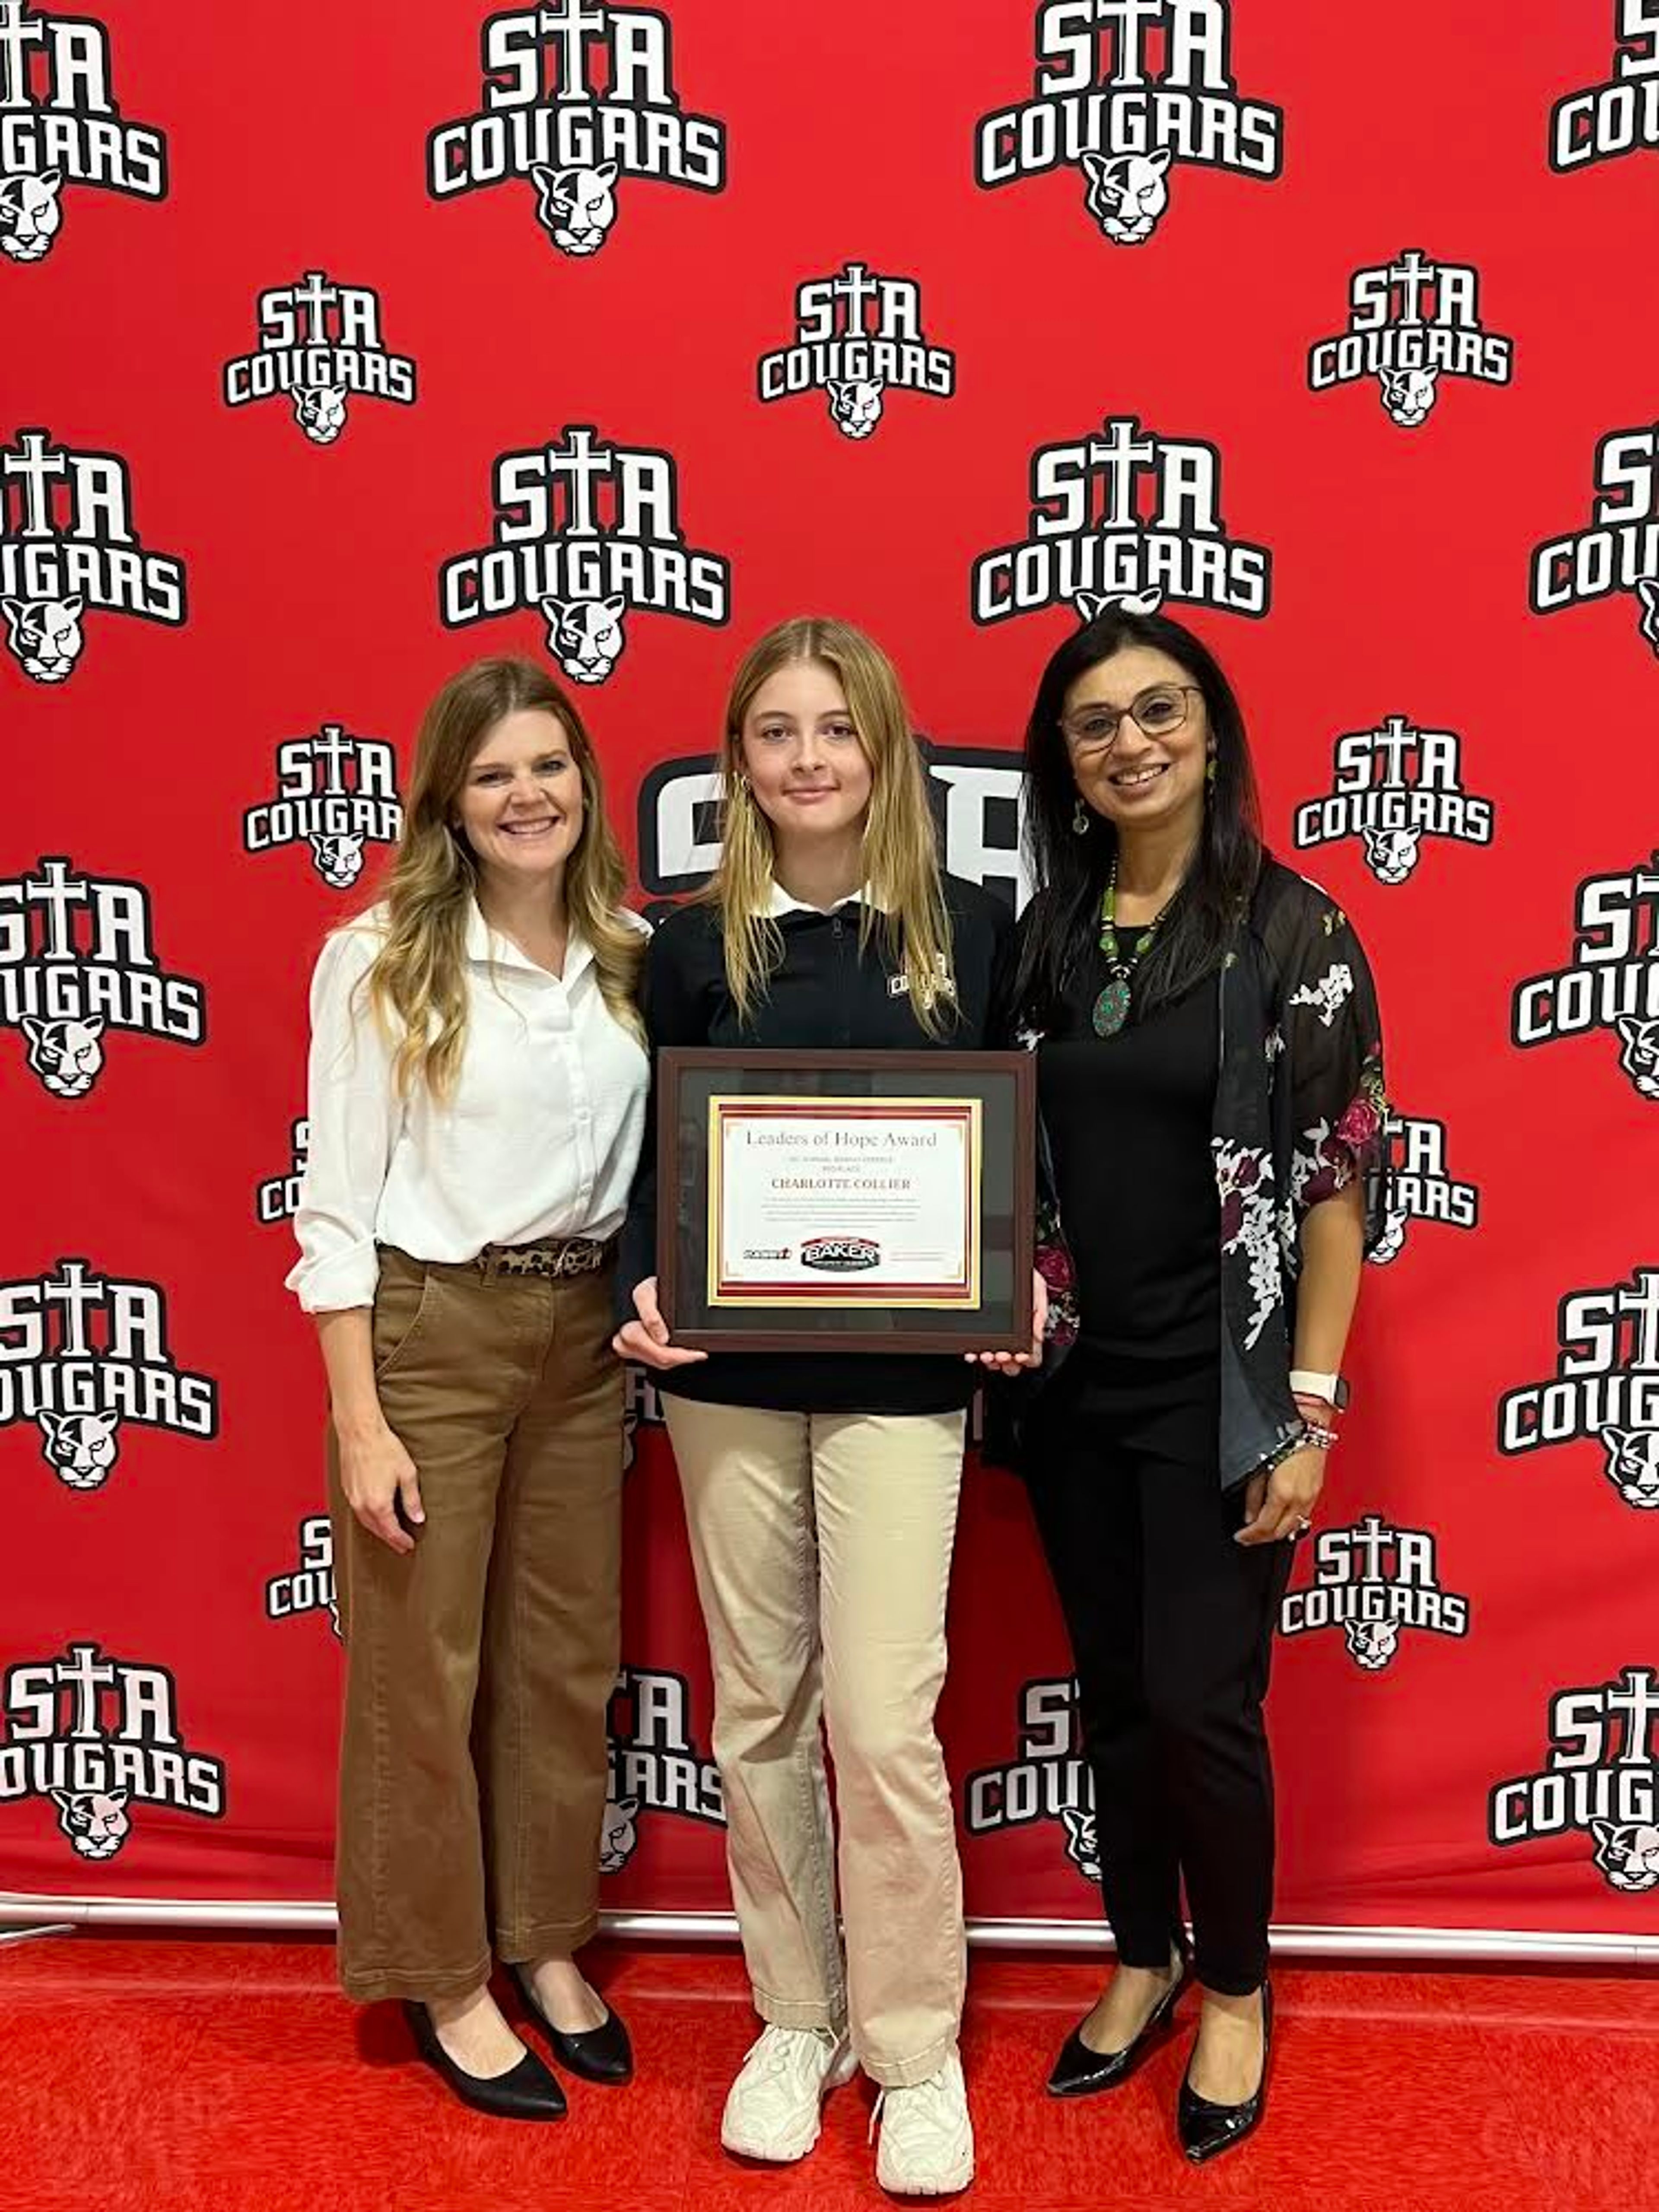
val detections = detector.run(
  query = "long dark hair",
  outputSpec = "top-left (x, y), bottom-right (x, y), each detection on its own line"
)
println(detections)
top-left (1008, 608), bottom-right (1263, 1033)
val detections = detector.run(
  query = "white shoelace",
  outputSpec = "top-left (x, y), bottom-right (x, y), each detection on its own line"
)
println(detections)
top-left (869, 2069), bottom-right (957, 2147)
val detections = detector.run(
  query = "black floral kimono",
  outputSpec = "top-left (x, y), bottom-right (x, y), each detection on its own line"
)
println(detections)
top-left (997, 855), bottom-right (1392, 1494)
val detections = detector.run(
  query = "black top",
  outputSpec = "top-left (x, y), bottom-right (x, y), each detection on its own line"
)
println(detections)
top-left (1037, 952), bottom-right (1220, 1363)
top-left (617, 876), bottom-right (1014, 1415)
top-left (990, 855), bottom-right (1393, 1492)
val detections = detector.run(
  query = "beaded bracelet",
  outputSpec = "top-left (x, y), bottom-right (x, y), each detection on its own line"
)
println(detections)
top-left (1301, 1421), bottom-right (1339, 1452)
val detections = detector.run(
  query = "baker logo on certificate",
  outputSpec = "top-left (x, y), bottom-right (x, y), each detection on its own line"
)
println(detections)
top-left (657, 1049), bottom-right (1034, 1354)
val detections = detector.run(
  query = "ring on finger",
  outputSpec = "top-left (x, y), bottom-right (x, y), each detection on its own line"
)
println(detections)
top-left (1290, 1515), bottom-right (1313, 1540)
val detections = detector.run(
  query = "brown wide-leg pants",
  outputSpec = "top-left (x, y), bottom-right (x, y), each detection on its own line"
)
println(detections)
top-left (327, 1246), bottom-right (623, 2003)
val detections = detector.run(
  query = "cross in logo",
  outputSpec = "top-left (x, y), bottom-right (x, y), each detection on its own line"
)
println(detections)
top-left (0, 1), bottom-right (43, 101)
top-left (548, 425), bottom-right (617, 533)
top-left (54, 1641), bottom-right (118, 1736)
top-left (539, 0), bottom-right (609, 94)
top-left (1603, 1668), bottom-right (1659, 1765)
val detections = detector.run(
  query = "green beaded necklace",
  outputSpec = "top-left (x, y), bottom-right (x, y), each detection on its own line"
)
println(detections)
top-left (1092, 854), bottom-right (1174, 1038)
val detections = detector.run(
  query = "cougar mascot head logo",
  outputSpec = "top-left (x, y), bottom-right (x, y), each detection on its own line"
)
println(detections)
top-left (1380, 367), bottom-right (1438, 427)
top-left (1637, 578), bottom-right (1659, 657)
top-left (541, 594), bottom-right (626, 685)
top-left (1600, 1427), bottom-right (1659, 1510)
top-left (827, 379), bottom-right (884, 440)
top-left (530, 162), bottom-right (620, 256)
top-left (1369, 1192), bottom-right (1411, 1268)
top-left (51, 1786), bottom-right (131, 1860)
top-left (1072, 587), bottom-right (1166, 624)
top-left (293, 386), bottom-right (347, 445)
top-left (3, 594), bottom-right (85, 683)
top-left (0, 168), bottom-right (64, 262)
top-left (1363, 826), bottom-right (1422, 885)
top-left (1616, 1016), bottom-right (1659, 1101)
top-left (22, 1014), bottom-right (105, 1098)
top-left (1060, 1805), bottom-right (1101, 1884)
top-left (37, 1410), bottom-right (121, 1491)
top-left (1345, 1618), bottom-right (1400, 1670)
top-left (1591, 1818), bottom-right (1659, 1892)
top-left (1080, 148), bottom-right (1172, 245)
top-left (599, 1793), bottom-right (639, 1873)
top-left (309, 832), bottom-right (366, 889)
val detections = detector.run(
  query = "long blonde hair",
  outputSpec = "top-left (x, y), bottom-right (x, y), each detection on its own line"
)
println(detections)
top-left (363, 657), bottom-right (643, 1100)
top-left (706, 618), bottom-right (953, 1036)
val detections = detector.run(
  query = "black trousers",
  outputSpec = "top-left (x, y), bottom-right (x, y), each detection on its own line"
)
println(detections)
top-left (1024, 1349), bottom-right (1292, 1996)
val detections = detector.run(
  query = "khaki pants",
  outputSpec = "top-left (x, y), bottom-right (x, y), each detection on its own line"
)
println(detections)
top-left (664, 1397), bottom-right (967, 2087)
top-left (328, 1247), bottom-right (623, 2003)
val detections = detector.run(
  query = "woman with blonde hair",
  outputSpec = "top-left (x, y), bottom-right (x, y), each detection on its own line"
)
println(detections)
top-left (289, 656), bottom-right (648, 2119)
top-left (614, 617), bottom-right (1028, 2196)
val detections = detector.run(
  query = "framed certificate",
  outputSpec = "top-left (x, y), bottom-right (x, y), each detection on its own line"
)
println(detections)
top-left (656, 1049), bottom-right (1035, 1353)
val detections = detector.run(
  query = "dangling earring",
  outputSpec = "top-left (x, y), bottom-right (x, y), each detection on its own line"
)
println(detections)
top-left (1072, 798), bottom-right (1090, 835)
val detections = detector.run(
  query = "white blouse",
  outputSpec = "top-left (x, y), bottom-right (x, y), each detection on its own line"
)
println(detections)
top-left (287, 901), bottom-right (650, 1313)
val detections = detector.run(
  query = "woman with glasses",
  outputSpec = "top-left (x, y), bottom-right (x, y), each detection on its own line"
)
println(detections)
top-left (988, 607), bottom-right (1390, 2165)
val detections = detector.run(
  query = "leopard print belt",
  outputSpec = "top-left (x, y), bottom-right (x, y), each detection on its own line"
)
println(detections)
top-left (477, 1236), bottom-right (613, 1281)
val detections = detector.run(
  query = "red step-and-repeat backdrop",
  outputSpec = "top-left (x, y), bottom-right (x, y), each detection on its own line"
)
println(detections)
top-left (4, 1), bottom-right (1658, 1947)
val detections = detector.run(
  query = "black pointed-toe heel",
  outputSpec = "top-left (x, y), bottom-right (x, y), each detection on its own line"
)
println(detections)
top-left (511, 1963), bottom-right (634, 2085)
top-left (1177, 1980), bottom-right (1272, 2163)
top-left (404, 2000), bottom-right (568, 2120)
top-left (1047, 1947), bottom-right (1192, 2099)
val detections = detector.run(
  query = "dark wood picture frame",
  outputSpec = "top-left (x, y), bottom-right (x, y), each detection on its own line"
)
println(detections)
top-left (656, 1048), bottom-right (1036, 1354)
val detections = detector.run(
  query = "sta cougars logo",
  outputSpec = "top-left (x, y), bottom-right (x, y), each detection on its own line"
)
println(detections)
top-left (1551, 2), bottom-right (1659, 172)
top-left (255, 1117), bottom-right (309, 1226)
top-left (243, 725), bottom-right (403, 886)
top-left (972, 412), bottom-right (1270, 627)
top-left (440, 424), bottom-right (729, 683)
top-left (0, 2), bottom-right (167, 264)
top-left (1491, 1665), bottom-right (1659, 1892)
top-left (634, 744), bottom-right (1031, 921)
top-left (601, 1665), bottom-right (723, 1873)
top-left (0, 1260), bottom-right (217, 1490)
top-left (1365, 1113), bottom-right (1478, 1268)
top-left (427, 3), bottom-right (726, 257)
top-left (0, 429), bottom-right (186, 683)
top-left (1498, 1265), bottom-right (1659, 1513)
top-left (0, 859), bottom-right (206, 1097)
top-left (757, 262), bottom-right (956, 441)
top-left (1281, 1515), bottom-right (1469, 1669)
top-left (1294, 715), bottom-right (1495, 882)
top-left (1, 1642), bottom-right (226, 1860)
top-left (1512, 853), bottom-right (1659, 1101)
top-left (1530, 420), bottom-right (1659, 658)
top-left (1307, 251), bottom-right (1513, 428)
top-left (963, 1678), bottom-right (1097, 1887)
top-left (266, 1515), bottom-right (339, 1636)
top-left (223, 272), bottom-right (417, 445)
top-left (975, 1), bottom-right (1281, 245)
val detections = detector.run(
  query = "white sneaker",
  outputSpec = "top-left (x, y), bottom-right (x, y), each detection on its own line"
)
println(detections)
top-left (872, 2050), bottom-right (975, 2197)
top-left (720, 2024), bottom-right (858, 2162)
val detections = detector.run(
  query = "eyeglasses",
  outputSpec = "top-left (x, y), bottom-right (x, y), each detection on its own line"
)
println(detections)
top-left (1059, 684), bottom-right (1203, 754)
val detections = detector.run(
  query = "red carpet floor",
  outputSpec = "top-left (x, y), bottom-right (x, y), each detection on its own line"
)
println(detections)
top-left (2, 1932), bottom-right (1655, 2212)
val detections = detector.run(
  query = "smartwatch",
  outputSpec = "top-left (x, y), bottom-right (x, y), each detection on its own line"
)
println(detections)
top-left (1290, 1369), bottom-right (1350, 1411)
